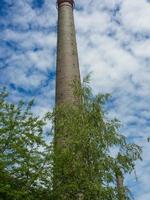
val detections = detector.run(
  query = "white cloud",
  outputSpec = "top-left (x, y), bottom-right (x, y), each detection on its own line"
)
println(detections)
top-left (120, 0), bottom-right (150, 33)
top-left (131, 40), bottom-right (150, 58)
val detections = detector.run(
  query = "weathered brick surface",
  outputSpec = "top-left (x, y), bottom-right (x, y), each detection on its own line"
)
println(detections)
top-left (56, 1), bottom-right (80, 105)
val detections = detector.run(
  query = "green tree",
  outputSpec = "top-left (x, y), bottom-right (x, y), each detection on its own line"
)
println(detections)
top-left (0, 88), bottom-right (52, 200)
top-left (48, 77), bottom-right (142, 200)
top-left (0, 77), bottom-right (142, 200)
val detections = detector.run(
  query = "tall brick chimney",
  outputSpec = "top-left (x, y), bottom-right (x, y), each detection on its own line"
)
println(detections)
top-left (54, 1), bottom-right (81, 198)
top-left (56, 0), bottom-right (80, 105)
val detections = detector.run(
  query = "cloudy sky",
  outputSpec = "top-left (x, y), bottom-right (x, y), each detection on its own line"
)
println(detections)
top-left (0, 0), bottom-right (150, 199)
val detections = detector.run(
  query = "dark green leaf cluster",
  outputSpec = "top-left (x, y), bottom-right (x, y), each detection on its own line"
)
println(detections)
top-left (0, 88), bottom-right (52, 200)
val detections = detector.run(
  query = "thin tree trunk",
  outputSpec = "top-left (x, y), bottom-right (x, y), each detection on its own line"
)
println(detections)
top-left (116, 172), bottom-right (125, 200)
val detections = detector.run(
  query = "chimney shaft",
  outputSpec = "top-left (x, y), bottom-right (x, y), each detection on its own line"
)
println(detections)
top-left (56, 0), bottom-right (80, 105)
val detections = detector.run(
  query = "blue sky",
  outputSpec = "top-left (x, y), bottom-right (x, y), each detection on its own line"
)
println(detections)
top-left (0, 0), bottom-right (150, 199)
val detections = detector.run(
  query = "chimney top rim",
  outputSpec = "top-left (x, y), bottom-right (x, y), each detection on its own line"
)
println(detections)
top-left (57, 0), bottom-right (74, 7)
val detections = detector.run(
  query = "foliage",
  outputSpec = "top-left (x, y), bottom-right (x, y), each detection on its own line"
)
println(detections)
top-left (0, 78), bottom-right (142, 200)
top-left (0, 88), bottom-right (52, 200)
top-left (48, 77), bottom-right (142, 200)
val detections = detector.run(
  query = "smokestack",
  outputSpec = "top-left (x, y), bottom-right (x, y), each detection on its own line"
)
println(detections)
top-left (56, 0), bottom-right (80, 105)
top-left (53, 1), bottom-right (81, 198)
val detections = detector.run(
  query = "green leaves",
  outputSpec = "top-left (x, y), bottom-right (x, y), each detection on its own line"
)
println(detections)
top-left (52, 78), bottom-right (142, 199)
top-left (0, 80), bottom-right (142, 200)
top-left (0, 88), bottom-right (52, 200)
